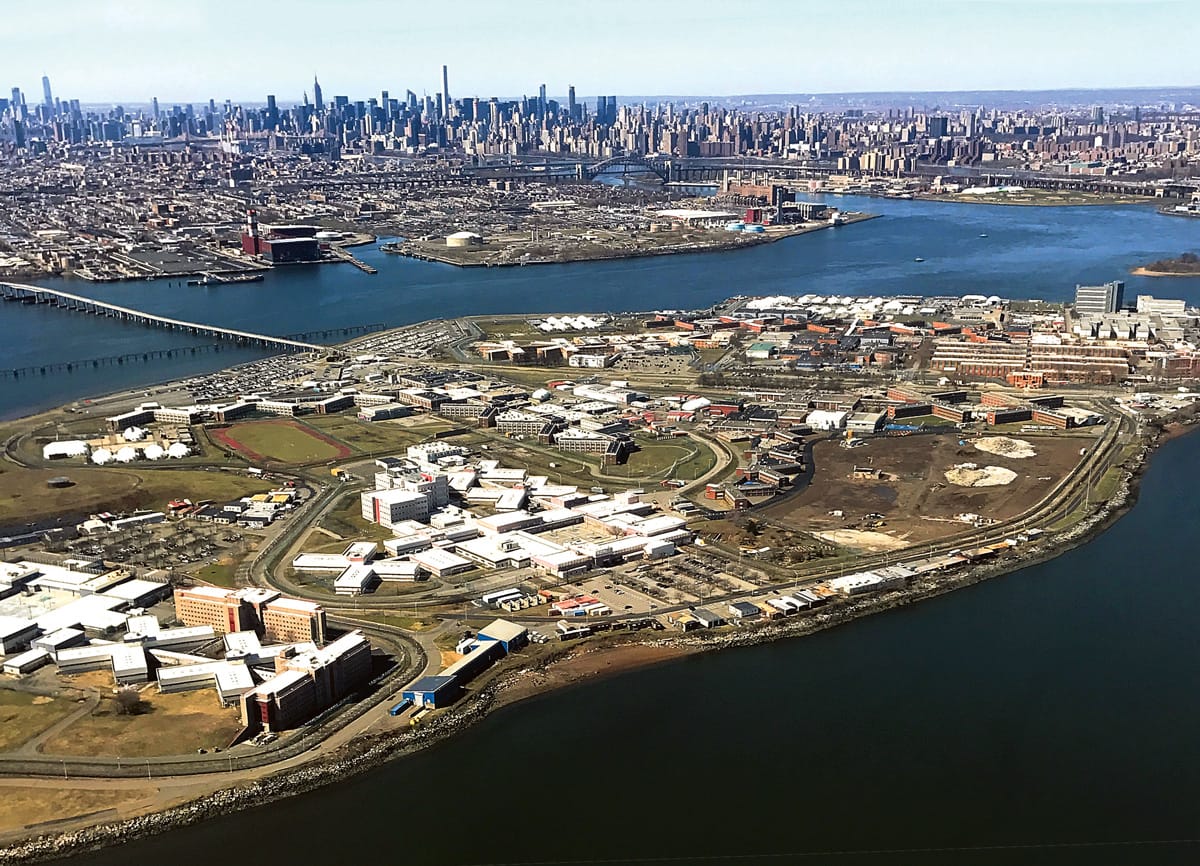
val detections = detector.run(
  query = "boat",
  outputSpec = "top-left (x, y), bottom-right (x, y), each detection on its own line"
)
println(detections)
top-left (187, 273), bottom-right (265, 287)
top-left (979, 233), bottom-right (989, 238)
top-left (913, 257), bottom-right (925, 262)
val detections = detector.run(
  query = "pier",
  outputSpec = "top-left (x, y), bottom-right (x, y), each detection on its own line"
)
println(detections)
top-left (329, 245), bottom-right (377, 273)
top-left (0, 282), bottom-right (326, 354)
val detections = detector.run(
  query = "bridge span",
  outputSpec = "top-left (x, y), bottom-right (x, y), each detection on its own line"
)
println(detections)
top-left (0, 282), bottom-right (326, 354)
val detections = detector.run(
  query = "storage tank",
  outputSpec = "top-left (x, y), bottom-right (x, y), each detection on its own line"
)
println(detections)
top-left (446, 231), bottom-right (483, 248)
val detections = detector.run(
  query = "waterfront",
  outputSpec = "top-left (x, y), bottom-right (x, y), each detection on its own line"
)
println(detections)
top-left (3, 196), bottom-right (1200, 420)
top-left (49, 425), bottom-right (1200, 866)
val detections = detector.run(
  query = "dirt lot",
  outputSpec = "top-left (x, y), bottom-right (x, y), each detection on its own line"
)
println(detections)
top-left (760, 431), bottom-right (1091, 550)
top-left (40, 688), bottom-right (243, 758)
top-left (0, 784), bottom-right (156, 835)
top-left (0, 690), bottom-right (80, 752)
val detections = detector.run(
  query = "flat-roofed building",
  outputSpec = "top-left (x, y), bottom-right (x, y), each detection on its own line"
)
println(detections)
top-left (262, 598), bottom-right (327, 645)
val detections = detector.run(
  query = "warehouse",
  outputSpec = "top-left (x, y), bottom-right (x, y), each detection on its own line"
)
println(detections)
top-left (477, 619), bottom-right (529, 653)
top-left (402, 674), bottom-right (460, 708)
top-left (409, 548), bottom-right (473, 578)
top-left (0, 616), bottom-right (39, 653)
top-left (2, 647), bottom-right (51, 675)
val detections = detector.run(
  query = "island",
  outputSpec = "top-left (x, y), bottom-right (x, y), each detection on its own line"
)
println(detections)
top-left (1131, 252), bottom-right (1200, 276)
top-left (1, 290), bottom-right (1199, 862)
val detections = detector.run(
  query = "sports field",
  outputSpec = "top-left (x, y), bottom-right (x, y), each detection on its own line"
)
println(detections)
top-left (210, 420), bottom-right (352, 464)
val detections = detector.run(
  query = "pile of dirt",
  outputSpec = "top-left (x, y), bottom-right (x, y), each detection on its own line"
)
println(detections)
top-left (974, 436), bottom-right (1036, 459)
top-left (945, 463), bottom-right (1018, 487)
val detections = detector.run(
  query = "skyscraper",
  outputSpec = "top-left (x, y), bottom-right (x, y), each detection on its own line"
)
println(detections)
top-left (442, 65), bottom-right (450, 120)
top-left (313, 76), bottom-right (324, 114)
top-left (567, 85), bottom-right (576, 120)
top-left (41, 74), bottom-right (52, 109)
top-left (538, 83), bottom-right (546, 118)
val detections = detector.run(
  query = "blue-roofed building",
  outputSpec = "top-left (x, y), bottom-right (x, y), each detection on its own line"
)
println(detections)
top-left (402, 675), bottom-right (460, 708)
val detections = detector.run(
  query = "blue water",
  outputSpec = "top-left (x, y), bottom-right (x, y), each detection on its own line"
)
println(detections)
top-left (2, 197), bottom-right (1197, 419)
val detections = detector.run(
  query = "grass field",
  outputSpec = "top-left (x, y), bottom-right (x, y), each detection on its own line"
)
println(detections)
top-left (210, 419), bottom-right (351, 465)
top-left (304, 413), bottom-right (457, 454)
top-left (607, 436), bottom-right (717, 481)
top-left (196, 557), bottom-right (239, 587)
top-left (0, 786), bottom-right (152, 834)
top-left (41, 689), bottom-right (243, 758)
top-left (0, 465), bottom-right (271, 526)
top-left (0, 690), bottom-right (79, 753)
top-left (319, 495), bottom-right (395, 542)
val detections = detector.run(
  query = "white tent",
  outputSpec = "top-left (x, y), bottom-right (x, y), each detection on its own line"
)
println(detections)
top-left (43, 441), bottom-right (89, 460)
top-left (167, 443), bottom-right (191, 459)
top-left (143, 444), bottom-right (166, 460)
top-left (115, 446), bottom-right (139, 463)
top-left (122, 426), bottom-right (148, 442)
top-left (91, 448), bottom-right (113, 465)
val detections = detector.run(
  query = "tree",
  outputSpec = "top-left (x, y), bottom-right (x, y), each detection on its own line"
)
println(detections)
top-left (114, 687), bottom-right (145, 715)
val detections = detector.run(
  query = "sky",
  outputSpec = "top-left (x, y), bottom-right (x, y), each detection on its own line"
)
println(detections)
top-left (8, 0), bottom-right (1200, 104)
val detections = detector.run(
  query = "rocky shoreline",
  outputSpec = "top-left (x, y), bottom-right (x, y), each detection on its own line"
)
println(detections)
top-left (0, 422), bottom-right (1169, 865)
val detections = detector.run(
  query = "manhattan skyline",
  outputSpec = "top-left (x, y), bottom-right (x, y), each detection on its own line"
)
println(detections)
top-left (7, 0), bottom-right (1200, 103)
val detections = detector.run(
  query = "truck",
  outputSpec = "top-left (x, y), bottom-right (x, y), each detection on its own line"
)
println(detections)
top-left (388, 699), bottom-right (413, 717)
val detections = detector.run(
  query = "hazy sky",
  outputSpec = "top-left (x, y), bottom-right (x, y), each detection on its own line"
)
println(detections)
top-left (9, 0), bottom-right (1200, 103)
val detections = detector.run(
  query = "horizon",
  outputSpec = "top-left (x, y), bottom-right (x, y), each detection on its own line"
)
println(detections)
top-left (7, 0), bottom-right (1200, 104)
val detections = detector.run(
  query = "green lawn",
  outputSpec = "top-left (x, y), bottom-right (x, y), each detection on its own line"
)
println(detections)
top-left (196, 559), bottom-right (239, 587)
top-left (305, 413), bottom-right (456, 454)
top-left (217, 420), bottom-right (346, 463)
top-left (319, 495), bottom-right (395, 542)
top-left (606, 437), bottom-right (716, 481)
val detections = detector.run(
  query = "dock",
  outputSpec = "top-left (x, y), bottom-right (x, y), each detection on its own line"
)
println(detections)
top-left (330, 245), bottom-right (377, 274)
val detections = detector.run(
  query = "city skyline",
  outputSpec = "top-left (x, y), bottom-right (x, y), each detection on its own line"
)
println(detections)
top-left (7, 0), bottom-right (1200, 103)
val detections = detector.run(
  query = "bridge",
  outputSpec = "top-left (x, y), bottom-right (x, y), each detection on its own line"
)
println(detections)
top-left (0, 282), bottom-right (327, 355)
top-left (0, 323), bottom-right (387, 380)
top-left (583, 155), bottom-right (672, 182)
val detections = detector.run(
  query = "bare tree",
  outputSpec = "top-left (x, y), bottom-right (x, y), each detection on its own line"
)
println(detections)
top-left (114, 688), bottom-right (144, 716)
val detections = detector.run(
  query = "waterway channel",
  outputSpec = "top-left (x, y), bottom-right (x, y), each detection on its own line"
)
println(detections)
top-left (53, 423), bottom-right (1200, 866)
top-left (2, 196), bottom-right (1198, 420)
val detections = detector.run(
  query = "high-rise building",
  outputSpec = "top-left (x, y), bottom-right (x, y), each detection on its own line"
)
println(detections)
top-left (265, 94), bottom-right (278, 128)
top-left (442, 64), bottom-right (450, 119)
top-left (313, 76), bottom-right (323, 114)
top-left (1091, 105), bottom-right (1105, 125)
top-left (567, 85), bottom-right (576, 120)
top-left (1074, 280), bottom-right (1125, 315)
top-left (151, 97), bottom-right (159, 120)
top-left (928, 115), bottom-right (949, 137)
top-left (41, 74), bottom-right (52, 109)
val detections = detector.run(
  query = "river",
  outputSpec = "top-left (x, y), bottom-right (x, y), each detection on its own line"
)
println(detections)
top-left (2, 196), bottom-right (1198, 420)
top-left (55, 420), bottom-right (1200, 866)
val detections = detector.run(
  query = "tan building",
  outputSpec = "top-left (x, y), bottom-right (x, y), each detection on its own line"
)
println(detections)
top-left (261, 597), bottom-right (327, 645)
top-left (173, 587), bottom-right (325, 645)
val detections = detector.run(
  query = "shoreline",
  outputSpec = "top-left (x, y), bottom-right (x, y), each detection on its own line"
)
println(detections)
top-left (382, 214), bottom-right (878, 268)
top-left (0, 413), bottom-right (1180, 865)
top-left (1129, 265), bottom-right (1200, 278)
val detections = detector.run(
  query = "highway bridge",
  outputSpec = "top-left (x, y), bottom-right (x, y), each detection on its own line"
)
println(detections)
top-left (0, 282), bottom-right (326, 354)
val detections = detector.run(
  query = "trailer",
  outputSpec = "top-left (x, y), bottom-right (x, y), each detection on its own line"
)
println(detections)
top-left (388, 698), bottom-right (413, 717)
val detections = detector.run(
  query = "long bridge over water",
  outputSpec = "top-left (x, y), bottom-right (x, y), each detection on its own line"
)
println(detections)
top-left (0, 282), bottom-right (328, 356)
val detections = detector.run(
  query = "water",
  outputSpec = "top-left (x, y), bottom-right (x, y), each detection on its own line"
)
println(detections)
top-left (58, 426), bottom-right (1200, 866)
top-left (2, 197), bottom-right (1198, 419)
